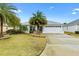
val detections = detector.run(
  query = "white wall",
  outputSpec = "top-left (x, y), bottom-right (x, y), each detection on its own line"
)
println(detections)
top-left (43, 26), bottom-right (64, 33)
top-left (63, 26), bottom-right (68, 31)
top-left (63, 25), bottom-right (77, 33)
top-left (3, 27), bottom-right (7, 32)
top-left (77, 24), bottom-right (79, 31)
top-left (25, 26), bottom-right (29, 33)
top-left (0, 26), bottom-right (14, 33)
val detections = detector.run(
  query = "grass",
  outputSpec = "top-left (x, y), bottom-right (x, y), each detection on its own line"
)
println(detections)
top-left (0, 34), bottom-right (47, 56)
top-left (64, 32), bottom-right (79, 38)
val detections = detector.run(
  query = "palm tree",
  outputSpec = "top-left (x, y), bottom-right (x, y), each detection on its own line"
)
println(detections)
top-left (0, 3), bottom-right (20, 37)
top-left (29, 11), bottom-right (47, 33)
top-left (7, 14), bottom-right (20, 30)
top-left (19, 24), bottom-right (28, 32)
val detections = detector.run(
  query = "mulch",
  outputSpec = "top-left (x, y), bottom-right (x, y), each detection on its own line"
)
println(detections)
top-left (31, 34), bottom-right (46, 38)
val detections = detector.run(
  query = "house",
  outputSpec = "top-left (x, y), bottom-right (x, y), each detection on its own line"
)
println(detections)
top-left (43, 21), bottom-right (64, 33)
top-left (2, 19), bottom-right (79, 34)
top-left (24, 21), bottom-right (64, 33)
top-left (63, 19), bottom-right (79, 33)
top-left (0, 24), bottom-right (13, 33)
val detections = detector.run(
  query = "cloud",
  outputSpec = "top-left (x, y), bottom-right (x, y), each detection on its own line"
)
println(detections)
top-left (17, 9), bottom-right (22, 13)
top-left (12, 9), bottom-right (22, 13)
top-left (72, 8), bottom-right (79, 15)
top-left (72, 8), bottom-right (79, 11)
top-left (49, 6), bottom-right (54, 9)
top-left (72, 12), bottom-right (77, 15)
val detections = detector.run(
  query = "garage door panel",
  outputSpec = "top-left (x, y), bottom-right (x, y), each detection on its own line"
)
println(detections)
top-left (43, 27), bottom-right (64, 33)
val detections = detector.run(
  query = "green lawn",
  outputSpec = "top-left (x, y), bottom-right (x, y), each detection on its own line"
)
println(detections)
top-left (69, 34), bottom-right (79, 38)
top-left (64, 32), bottom-right (79, 38)
top-left (0, 34), bottom-right (46, 56)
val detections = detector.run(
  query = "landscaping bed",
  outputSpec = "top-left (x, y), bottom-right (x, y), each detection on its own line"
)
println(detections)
top-left (31, 34), bottom-right (46, 38)
top-left (0, 34), bottom-right (47, 56)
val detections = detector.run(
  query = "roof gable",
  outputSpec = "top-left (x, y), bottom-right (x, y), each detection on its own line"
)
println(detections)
top-left (63, 19), bottom-right (79, 26)
top-left (47, 21), bottom-right (62, 26)
top-left (22, 21), bottom-right (62, 26)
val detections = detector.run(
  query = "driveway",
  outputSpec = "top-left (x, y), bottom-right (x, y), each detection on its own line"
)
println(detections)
top-left (41, 33), bottom-right (79, 56)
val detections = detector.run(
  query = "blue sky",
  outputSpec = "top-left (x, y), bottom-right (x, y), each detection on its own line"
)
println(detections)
top-left (12, 3), bottom-right (79, 23)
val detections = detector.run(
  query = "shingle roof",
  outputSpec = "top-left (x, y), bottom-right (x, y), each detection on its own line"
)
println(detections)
top-left (47, 21), bottom-right (62, 26)
top-left (22, 21), bottom-right (62, 26)
top-left (68, 19), bottom-right (79, 26)
top-left (63, 19), bottom-right (79, 26)
top-left (22, 22), bottom-right (29, 25)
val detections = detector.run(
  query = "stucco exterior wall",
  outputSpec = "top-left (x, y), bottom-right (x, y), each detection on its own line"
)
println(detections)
top-left (77, 24), bottom-right (79, 31)
top-left (63, 25), bottom-right (78, 33)
top-left (3, 26), bottom-right (13, 32)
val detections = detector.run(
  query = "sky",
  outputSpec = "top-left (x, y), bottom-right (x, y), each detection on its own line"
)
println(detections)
top-left (12, 3), bottom-right (79, 23)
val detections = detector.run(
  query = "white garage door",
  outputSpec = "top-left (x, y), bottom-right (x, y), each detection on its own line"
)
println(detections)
top-left (43, 26), bottom-right (64, 33)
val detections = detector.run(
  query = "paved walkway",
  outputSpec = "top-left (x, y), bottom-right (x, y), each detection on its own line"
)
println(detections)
top-left (41, 33), bottom-right (79, 56)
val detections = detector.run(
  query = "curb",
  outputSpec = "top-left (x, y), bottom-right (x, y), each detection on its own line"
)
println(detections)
top-left (39, 34), bottom-right (48, 56)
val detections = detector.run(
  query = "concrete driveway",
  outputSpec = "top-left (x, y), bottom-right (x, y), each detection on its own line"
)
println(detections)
top-left (41, 33), bottom-right (79, 56)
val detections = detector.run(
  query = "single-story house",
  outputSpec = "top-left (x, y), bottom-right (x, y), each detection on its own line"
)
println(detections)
top-left (24, 21), bottom-right (64, 33)
top-left (2, 19), bottom-right (79, 34)
top-left (0, 24), bottom-right (13, 33)
top-left (63, 19), bottom-right (79, 33)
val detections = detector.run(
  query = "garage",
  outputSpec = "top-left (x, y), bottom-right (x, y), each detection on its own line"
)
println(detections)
top-left (25, 21), bottom-right (64, 33)
top-left (43, 26), bottom-right (64, 33)
top-left (43, 21), bottom-right (64, 33)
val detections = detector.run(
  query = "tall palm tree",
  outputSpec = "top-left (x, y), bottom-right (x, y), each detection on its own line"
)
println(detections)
top-left (6, 13), bottom-right (20, 30)
top-left (29, 11), bottom-right (47, 33)
top-left (0, 3), bottom-right (20, 37)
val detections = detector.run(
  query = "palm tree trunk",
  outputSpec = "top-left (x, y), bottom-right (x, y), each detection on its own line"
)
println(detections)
top-left (40, 26), bottom-right (43, 33)
top-left (0, 19), bottom-right (3, 37)
top-left (33, 26), bottom-right (35, 32)
top-left (37, 25), bottom-right (40, 33)
top-left (30, 26), bottom-right (33, 33)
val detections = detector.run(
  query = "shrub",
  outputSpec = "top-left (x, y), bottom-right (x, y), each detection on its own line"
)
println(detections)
top-left (6, 29), bottom-right (16, 34)
top-left (16, 30), bottom-right (25, 34)
top-left (64, 31), bottom-right (73, 35)
top-left (6, 29), bottom-right (25, 34)
top-left (75, 31), bottom-right (79, 34)
top-left (19, 25), bottom-right (28, 32)
top-left (29, 26), bottom-right (35, 33)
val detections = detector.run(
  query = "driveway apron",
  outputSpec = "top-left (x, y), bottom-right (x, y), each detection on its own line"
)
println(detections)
top-left (41, 33), bottom-right (79, 56)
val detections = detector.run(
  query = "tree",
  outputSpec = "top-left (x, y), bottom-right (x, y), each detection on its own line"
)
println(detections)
top-left (29, 11), bottom-right (47, 33)
top-left (0, 3), bottom-right (20, 37)
top-left (63, 23), bottom-right (67, 24)
top-left (19, 24), bottom-right (28, 32)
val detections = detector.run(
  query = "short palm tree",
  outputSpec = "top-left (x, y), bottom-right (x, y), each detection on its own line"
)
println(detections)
top-left (19, 24), bottom-right (28, 32)
top-left (0, 3), bottom-right (20, 37)
top-left (29, 11), bottom-right (47, 33)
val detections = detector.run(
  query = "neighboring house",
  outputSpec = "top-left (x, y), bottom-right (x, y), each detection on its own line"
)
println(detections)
top-left (0, 24), bottom-right (8, 32)
top-left (63, 19), bottom-right (79, 33)
top-left (0, 24), bottom-right (13, 33)
top-left (23, 21), bottom-right (64, 33)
